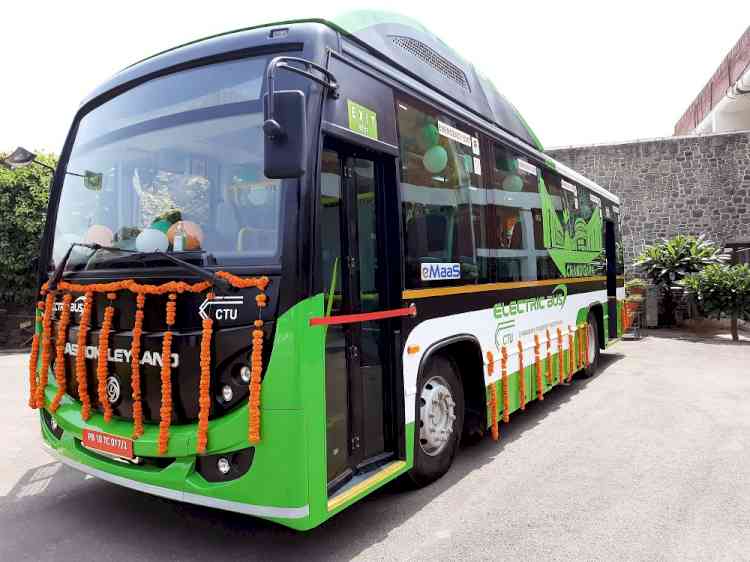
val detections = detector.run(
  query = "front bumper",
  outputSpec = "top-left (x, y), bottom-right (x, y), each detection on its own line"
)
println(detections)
top-left (40, 383), bottom-right (311, 527)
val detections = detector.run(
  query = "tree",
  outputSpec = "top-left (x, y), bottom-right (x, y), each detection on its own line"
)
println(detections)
top-left (682, 264), bottom-right (750, 341)
top-left (0, 151), bottom-right (55, 305)
top-left (635, 235), bottom-right (729, 326)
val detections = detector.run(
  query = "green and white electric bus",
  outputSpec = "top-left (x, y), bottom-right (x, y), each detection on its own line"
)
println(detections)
top-left (29, 12), bottom-right (625, 530)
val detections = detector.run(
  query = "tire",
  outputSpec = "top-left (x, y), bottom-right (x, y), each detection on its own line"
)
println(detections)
top-left (408, 354), bottom-right (464, 487)
top-left (580, 311), bottom-right (601, 378)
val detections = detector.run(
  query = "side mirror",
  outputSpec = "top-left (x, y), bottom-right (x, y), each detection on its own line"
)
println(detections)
top-left (263, 90), bottom-right (307, 179)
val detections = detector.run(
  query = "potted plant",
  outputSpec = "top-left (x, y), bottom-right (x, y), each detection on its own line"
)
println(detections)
top-left (635, 235), bottom-right (729, 326)
top-left (624, 278), bottom-right (648, 296)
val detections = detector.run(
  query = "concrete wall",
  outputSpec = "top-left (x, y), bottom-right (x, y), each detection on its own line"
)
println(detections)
top-left (548, 131), bottom-right (750, 271)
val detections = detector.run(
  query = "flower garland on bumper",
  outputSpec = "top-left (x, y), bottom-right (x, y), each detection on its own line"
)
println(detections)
top-left (29, 274), bottom-right (271, 456)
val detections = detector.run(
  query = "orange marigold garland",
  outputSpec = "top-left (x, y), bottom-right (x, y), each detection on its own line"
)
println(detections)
top-left (534, 333), bottom-right (543, 401)
top-left (97, 293), bottom-right (117, 422)
top-left (50, 293), bottom-right (73, 412)
top-left (556, 327), bottom-right (564, 384)
top-left (75, 292), bottom-right (94, 420)
top-left (545, 328), bottom-right (553, 386)
top-left (130, 293), bottom-right (146, 439)
top-left (567, 325), bottom-right (575, 383)
top-left (486, 351), bottom-right (498, 441)
top-left (35, 291), bottom-right (56, 408)
top-left (501, 346), bottom-right (509, 423)
top-left (196, 292), bottom-right (214, 454)
top-left (32, 274), bottom-right (273, 445)
top-left (158, 293), bottom-right (177, 455)
top-left (584, 323), bottom-right (590, 368)
top-left (517, 340), bottom-right (526, 410)
top-left (578, 326), bottom-right (583, 369)
top-left (248, 319), bottom-right (264, 444)
top-left (28, 301), bottom-right (44, 408)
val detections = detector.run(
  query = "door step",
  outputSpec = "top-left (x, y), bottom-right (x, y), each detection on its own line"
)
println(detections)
top-left (327, 460), bottom-right (406, 511)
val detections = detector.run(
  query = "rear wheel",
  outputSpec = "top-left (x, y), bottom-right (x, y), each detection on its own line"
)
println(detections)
top-left (581, 311), bottom-right (600, 378)
top-left (408, 354), bottom-right (464, 487)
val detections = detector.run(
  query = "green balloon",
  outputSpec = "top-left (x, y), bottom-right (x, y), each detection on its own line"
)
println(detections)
top-left (151, 219), bottom-right (171, 233)
top-left (496, 155), bottom-right (519, 173)
top-left (502, 174), bottom-right (524, 192)
top-left (423, 145), bottom-right (448, 174)
top-left (419, 123), bottom-right (439, 149)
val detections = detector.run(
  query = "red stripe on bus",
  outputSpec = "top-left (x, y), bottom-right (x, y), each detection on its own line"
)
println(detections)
top-left (309, 306), bottom-right (417, 326)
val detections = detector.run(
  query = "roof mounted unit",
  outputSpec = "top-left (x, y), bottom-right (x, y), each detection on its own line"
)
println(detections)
top-left (390, 35), bottom-right (470, 92)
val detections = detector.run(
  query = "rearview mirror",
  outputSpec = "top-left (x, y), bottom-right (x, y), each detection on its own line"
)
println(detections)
top-left (84, 170), bottom-right (103, 191)
top-left (263, 90), bottom-right (307, 179)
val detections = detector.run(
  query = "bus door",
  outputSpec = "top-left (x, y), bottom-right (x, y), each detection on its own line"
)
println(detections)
top-left (320, 140), bottom-right (400, 493)
top-left (605, 220), bottom-right (618, 338)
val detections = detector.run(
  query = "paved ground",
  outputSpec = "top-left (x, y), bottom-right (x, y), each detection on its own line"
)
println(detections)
top-left (1, 333), bottom-right (749, 561)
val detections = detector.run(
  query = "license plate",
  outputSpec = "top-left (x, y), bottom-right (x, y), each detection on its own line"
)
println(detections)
top-left (82, 429), bottom-right (134, 459)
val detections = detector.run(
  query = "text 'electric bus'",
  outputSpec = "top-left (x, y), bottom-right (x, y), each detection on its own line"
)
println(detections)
top-left (26, 11), bottom-right (625, 530)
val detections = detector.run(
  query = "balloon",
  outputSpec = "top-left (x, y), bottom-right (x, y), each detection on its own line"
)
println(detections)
top-left (84, 224), bottom-right (113, 246)
top-left (151, 219), bottom-right (171, 234)
top-left (167, 220), bottom-right (204, 251)
top-left (502, 174), bottom-right (524, 192)
top-left (419, 123), bottom-right (439, 149)
top-left (496, 155), bottom-right (519, 174)
top-left (135, 228), bottom-right (169, 252)
top-left (423, 145), bottom-right (448, 174)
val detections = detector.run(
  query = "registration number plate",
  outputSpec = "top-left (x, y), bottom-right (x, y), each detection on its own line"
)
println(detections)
top-left (82, 429), bottom-right (134, 459)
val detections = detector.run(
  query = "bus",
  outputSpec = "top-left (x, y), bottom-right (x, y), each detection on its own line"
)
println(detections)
top-left (27, 11), bottom-right (625, 530)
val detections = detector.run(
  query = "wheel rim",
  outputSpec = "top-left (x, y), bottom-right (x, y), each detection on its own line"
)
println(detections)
top-left (587, 322), bottom-right (596, 365)
top-left (418, 375), bottom-right (456, 456)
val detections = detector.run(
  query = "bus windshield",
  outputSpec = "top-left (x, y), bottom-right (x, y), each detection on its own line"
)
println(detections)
top-left (52, 56), bottom-right (283, 270)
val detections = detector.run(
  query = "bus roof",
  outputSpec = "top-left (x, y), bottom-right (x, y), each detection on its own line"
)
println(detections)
top-left (115, 11), bottom-right (619, 206)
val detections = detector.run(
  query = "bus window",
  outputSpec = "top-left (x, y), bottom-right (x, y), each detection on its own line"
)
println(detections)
top-left (534, 170), bottom-right (606, 279)
top-left (480, 142), bottom-right (540, 282)
top-left (396, 97), bottom-right (482, 287)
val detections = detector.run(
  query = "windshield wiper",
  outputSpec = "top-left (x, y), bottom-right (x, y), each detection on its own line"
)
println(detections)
top-left (49, 242), bottom-right (232, 292)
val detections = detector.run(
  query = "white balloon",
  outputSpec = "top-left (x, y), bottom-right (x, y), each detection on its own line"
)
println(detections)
top-left (135, 228), bottom-right (169, 252)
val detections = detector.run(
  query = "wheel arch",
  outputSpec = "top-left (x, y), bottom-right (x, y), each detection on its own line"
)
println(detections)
top-left (587, 302), bottom-right (606, 349)
top-left (416, 334), bottom-right (487, 438)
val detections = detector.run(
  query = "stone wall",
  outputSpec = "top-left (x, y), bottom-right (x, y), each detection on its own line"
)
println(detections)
top-left (548, 131), bottom-right (750, 271)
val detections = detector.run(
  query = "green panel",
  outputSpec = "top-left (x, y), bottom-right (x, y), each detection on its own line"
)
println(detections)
top-left (40, 294), bottom-right (333, 530)
top-left (346, 99), bottom-right (379, 140)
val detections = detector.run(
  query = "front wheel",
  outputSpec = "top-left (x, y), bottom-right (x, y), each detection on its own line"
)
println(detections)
top-left (580, 311), bottom-right (600, 378)
top-left (408, 354), bottom-right (464, 487)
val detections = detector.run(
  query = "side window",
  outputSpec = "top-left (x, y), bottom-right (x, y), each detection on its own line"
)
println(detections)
top-left (396, 97), bottom-right (483, 288)
top-left (481, 142), bottom-right (541, 281)
top-left (533, 170), bottom-right (570, 280)
top-left (535, 169), bottom-right (605, 278)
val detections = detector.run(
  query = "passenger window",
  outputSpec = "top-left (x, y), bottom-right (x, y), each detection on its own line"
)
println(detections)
top-left (534, 169), bottom-right (605, 278)
top-left (396, 97), bottom-right (483, 288)
top-left (481, 142), bottom-right (541, 281)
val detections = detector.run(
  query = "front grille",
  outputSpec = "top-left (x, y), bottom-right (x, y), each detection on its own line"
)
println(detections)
top-left (57, 321), bottom-right (272, 424)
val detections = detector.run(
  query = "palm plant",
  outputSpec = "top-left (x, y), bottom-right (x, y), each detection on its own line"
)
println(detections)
top-left (635, 235), bottom-right (729, 326)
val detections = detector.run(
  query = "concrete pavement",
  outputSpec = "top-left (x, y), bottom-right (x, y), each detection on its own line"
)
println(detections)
top-left (1, 333), bottom-right (749, 561)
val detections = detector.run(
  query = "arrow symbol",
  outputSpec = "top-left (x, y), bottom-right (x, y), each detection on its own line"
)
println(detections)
top-left (198, 295), bottom-right (244, 320)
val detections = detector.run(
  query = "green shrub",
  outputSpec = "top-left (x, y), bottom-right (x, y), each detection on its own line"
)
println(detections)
top-left (682, 264), bottom-right (750, 341)
top-left (635, 235), bottom-right (728, 325)
top-left (0, 152), bottom-right (55, 304)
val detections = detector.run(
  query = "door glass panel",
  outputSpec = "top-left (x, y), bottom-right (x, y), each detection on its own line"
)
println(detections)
top-left (354, 159), bottom-right (381, 365)
top-left (321, 149), bottom-right (348, 482)
top-left (353, 158), bottom-right (385, 458)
